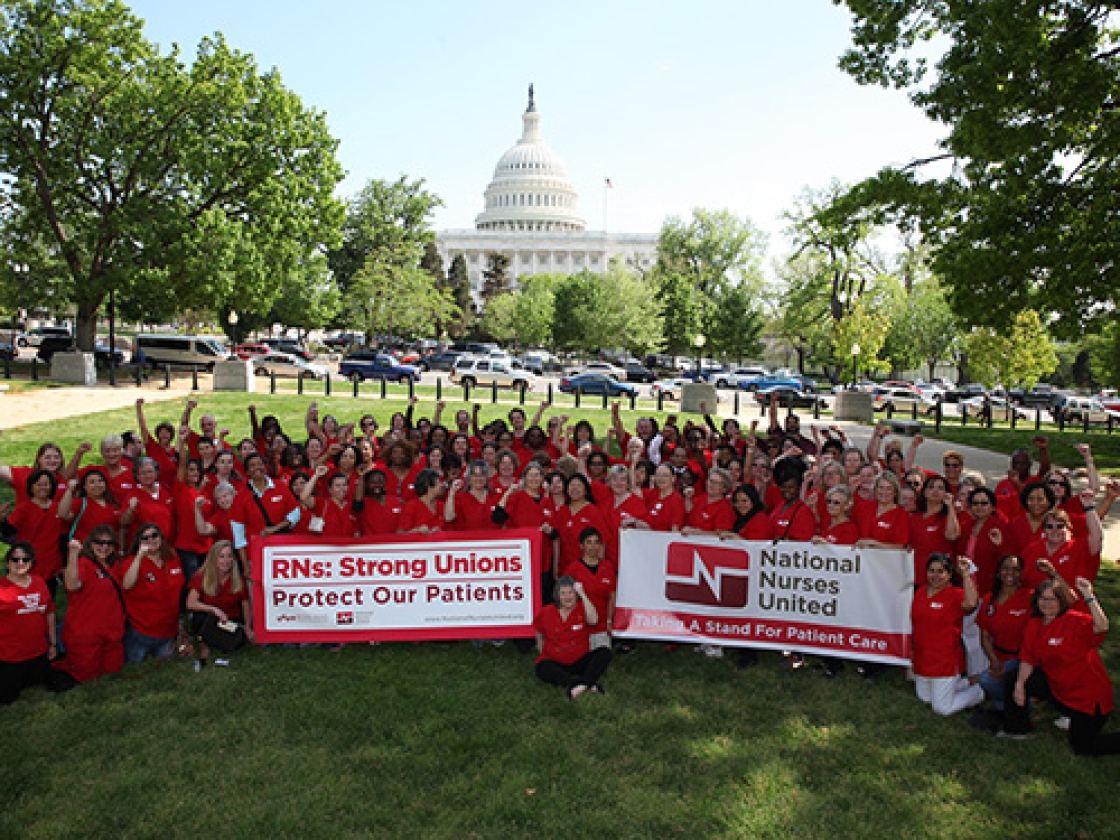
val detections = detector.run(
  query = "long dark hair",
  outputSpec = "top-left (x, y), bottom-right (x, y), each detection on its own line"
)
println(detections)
top-left (731, 484), bottom-right (764, 531)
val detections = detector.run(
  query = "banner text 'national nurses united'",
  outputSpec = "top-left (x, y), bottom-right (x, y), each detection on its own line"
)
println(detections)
top-left (251, 530), bottom-right (542, 643)
top-left (613, 530), bottom-right (914, 665)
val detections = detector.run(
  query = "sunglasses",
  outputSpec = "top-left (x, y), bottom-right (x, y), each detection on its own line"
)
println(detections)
top-left (92, 539), bottom-right (117, 546)
top-left (826, 498), bottom-right (845, 505)
top-left (1044, 523), bottom-right (1068, 531)
top-left (140, 532), bottom-right (161, 540)
top-left (943, 462), bottom-right (962, 468)
top-left (1047, 479), bottom-right (1067, 487)
top-left (8, 556), bottom-right (31, 564)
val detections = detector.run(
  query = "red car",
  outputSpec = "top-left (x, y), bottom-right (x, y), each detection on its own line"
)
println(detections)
top-left (231, 343), bottom-right (271, 360)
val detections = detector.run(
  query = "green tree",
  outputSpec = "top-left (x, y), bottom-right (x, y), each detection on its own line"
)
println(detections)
top-left (771, 253), bottom-right (838, 377)
top-left (348, 252), bottom-right (458, 343)
top-left (480, 253), bottom-right (511, 305)
top-left (707, 283), bottom-right (763, 364)
top-left (834, 299), bottom-right (892, 383)
top-left (269, 256), bottom-right (341, 341)
top-left (882, 277), bottom-right (960, 381)
top-left (329, 177), bottom-right (442, 293)
top-left (835, 0), bottom-right (1120, 340)
top-left (0, 1), bottom-right (344, 349)
top-left (964, 310), bottom-right (1059, 389)
top-left (655, 208), bottom-right (766, 357)
top-left (476, 291), bottom-right (516, 345)
top-left (508, 273), bottom-right (561, 348)
top-left (552, 263), bottom-right (662, 356)
top-left (446, 254), bottom-right (474, 338)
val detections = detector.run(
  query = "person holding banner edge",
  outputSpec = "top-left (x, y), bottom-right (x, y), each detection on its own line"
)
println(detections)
top-left (534, 576), bottom-right (610, 699)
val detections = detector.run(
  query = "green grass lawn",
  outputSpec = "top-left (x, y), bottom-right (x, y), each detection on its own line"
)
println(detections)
top-left (922, 426), bottom-right (1120, 476)
top-left (3, 396), bottom-right (1120, 838)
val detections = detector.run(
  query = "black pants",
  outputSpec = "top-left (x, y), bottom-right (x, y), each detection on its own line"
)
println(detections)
top-left (536, 648), bottom-right (611, 690)
top-left (0, 654), bottom-right (50, 705)
top-left (1004, 668), bottom-right (1120, 755)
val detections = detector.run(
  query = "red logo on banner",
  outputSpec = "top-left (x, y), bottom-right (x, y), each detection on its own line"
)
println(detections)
top-left (336, 612), bottom-right (354, 625)
top-left (664, 542), bottom-right (750, 608)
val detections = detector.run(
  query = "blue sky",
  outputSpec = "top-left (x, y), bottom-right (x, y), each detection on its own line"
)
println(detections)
top-left (127, 0), bottom-right (945, 256)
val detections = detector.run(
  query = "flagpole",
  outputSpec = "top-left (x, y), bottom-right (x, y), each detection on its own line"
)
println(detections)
top-left (603, 179), bottom-right (608, 232)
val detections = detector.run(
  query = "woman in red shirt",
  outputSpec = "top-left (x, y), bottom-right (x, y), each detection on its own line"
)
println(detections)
top-left (445, 461), bottom-right (500, 532)
top-left (910, 553), bottom-right (984, 716)
top-left (723, 484), bottom-right (774, 541)
top-left (1005, 577), bottom-right (1119, 754)
top-left (632, 465), bottom-right (685, 533)
top-left (959, 487), bottom-right (1011, 598)
top-left (300, 466), bottom-right (358, 538)
top-left (601, 465), bottom-right (649, 564)
top-left (398, 469), bottom-right (445, 534)
top-left (910, 475), bottom-right (960, 584)
top-left (812, 485), bottom-right (859, 546)
top-left (0, 442), bottom-right (66, 505)
top-left (5, 470), bottom-right (65, 591)
top-left (533, 576), bottom-right (610, 699)
top-left (58, 528), bottom-right (125, 684)
top-left (118, 525), bottom-right (184, 663)
top-left (1020, 498), bottom-right (1103, 592)
top-left (353, 469), bottom-right (404, 536)
top-left (186, 540), bottom-right (253, 667)
top-left (976, 554), bottom-right (1032, 710)
top-left (555, 474), bottom-right (609, 577)
top-left (0, 542), bottom-right (57, 704)
top-left (856, 472), bottom-right (911, 549)
top-left (682, 468), bottom-right (735, 535)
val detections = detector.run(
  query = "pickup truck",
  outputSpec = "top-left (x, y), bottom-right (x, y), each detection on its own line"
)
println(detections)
top-left (337, 352), bottom-right (421, 383)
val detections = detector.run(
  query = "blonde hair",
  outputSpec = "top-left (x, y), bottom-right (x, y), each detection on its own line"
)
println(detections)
top-left (201, 540), bottom-right (244, 597)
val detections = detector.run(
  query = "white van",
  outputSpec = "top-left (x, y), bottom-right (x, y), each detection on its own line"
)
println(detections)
top-left (135, 334), bottom-right (227, 370)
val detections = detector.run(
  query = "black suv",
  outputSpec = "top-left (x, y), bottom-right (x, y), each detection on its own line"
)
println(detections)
top-left (262, 338), bottom-right (311, 361)
top-left (38, 336), bottom-right (125, 368)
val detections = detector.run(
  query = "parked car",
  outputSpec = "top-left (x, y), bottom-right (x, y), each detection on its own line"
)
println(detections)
top-left (37, 336), bottom-right (124, 368)
top-left (0, 341), bottom-right (16, 361)
top-left (1096, 390), bottom-right (1120, 411)
top-left (1051, 396), bottom-right (1120, 425)
top-left (753, 385), bottom-right (825, 409)
top-left (262, 338), bottom-right (312, 361)
top-left (323, 332), bottom-right (364, 350)
top-left (135, 334), bottom-right (228, 370)
top-left (570, 361), bottom-right (626, 379)
top-left (231, 343), bottom-right (272, 360)
top-left (424, 351), bottom-right (464, 372)
top-left (338, 351), bottom-right (421, 383)
top-left (649, 377), bottom-right (692, 401)
top-left (706, 367), bottom-right (768, 389)
top-left (741, 372), bottom-right (810, 392)
top-left (16, 326), bottom-right (71, 348)
top-left (253, 352), bottom-right (329, 379)
top-left (1007, 384), bottom-right (1057, 409)
top-left (871, 387), bottom-right (939, 415)
top-left (450, 356), bottom-right (535, 390)
top-left (622, 362), bottom-right (657, 383)
top-left (558, 373), bottom-right (638, 397)
top-left (958, 396), bottom-right (1029, 421)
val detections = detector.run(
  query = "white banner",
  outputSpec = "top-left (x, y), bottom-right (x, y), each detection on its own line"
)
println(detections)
top-left (251, 531), bottom-right (542, 642)
top-left (614, 531), bottom-right (915, 664)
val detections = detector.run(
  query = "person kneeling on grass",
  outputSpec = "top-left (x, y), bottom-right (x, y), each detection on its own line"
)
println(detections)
top-left (534, 576), bottom-right (611, 699)
top-left (186, 540), bottom-right (253, 669)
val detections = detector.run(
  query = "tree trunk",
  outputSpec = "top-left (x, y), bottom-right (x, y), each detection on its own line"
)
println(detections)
top-left (75, 304), bottom-right (100, 352)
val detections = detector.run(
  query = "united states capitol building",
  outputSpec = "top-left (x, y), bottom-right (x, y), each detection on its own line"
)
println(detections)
top-left (436, 87), bottom-right (658, 298)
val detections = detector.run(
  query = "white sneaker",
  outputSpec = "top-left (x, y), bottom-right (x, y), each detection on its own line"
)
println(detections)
top-left (1053, 716), bottom-right (1070, 731)
top-left (699, 644), bottom-right (724, 659)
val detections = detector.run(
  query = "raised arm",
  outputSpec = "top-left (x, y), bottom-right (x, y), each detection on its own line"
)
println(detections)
top-left (62, 441), bottom-right (93, 481)
top-left (135, 397), bottom-right (152, 443)
top-left (305, 402), bottom-right (326, 445)
top-left (1074, 443), bottom-right (1101, 497)
top-left (1033, 435), bottom-right (1051, 477)
top-left (1081, 488), bottom-right (1103, 557)
top-left (904, 434), bottom-right (924, 471)
top-left (530, 400), bottom-right (548, 430)
top-left (301, 465), bottom-right (328, 509)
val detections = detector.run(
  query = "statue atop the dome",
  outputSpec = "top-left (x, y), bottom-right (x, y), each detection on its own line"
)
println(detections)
top-left (527, 83), bottom-right (536, 113)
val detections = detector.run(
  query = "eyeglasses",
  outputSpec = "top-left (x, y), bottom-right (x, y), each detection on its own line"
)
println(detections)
top-left (970, 500), bottom-right (992, 507)
top-left (907, 480), bottom-right (923, 487)
top-left (8, 556), bottom-right (31, 564)
top-left (140, 532), bottom-right (161, 540)
top-left (1044, 523), bottom-right (1068, 531)
top-left (1046, 479), bottom-right (1067, 487)
top-left (826, 498), bottom-right (845, 505)
top-left (943, 462), bottom-right (962, 469)
top-left (92, 539), bottom-right (117, 547)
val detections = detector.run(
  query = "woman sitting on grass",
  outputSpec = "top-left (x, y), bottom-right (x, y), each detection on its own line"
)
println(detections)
top-left (186, 540), bottom-right (253, 668)
top-left (533, 575), bottom-right (610, 699)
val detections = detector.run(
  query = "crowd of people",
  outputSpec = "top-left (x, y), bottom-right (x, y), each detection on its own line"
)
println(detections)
top-left (0, 394), bottom-right (1117, 753)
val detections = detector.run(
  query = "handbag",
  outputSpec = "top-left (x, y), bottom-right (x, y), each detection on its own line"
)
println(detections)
top-left (192, 613), bottom-right (247, 654)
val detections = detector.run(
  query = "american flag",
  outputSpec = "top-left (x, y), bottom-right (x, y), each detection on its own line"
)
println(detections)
top-left (605, 178), bottom-right (614, 189)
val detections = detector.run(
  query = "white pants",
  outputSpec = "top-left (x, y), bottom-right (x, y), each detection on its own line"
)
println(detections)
top-left (915, 674), bottom-right (984, 716)
top-left (962, 611), bottom-right (985, 677)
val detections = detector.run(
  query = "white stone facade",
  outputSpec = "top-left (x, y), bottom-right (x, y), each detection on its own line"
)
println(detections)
top-left (437, 87), bottom-right (658, 296)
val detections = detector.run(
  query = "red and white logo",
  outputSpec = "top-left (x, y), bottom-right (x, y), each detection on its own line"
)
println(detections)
top-left (336, 612), bottom-right (354, 625)
top-left (664, 542), bottom-right (750, 608)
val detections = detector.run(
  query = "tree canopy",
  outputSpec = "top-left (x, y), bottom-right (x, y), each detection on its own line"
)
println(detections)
top-left (0, 0), bottom-right (345, 348)
top-left (833, 0), bottom-right (1120, 336)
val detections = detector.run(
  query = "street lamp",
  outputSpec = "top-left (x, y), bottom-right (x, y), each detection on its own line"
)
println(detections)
top-left (13, 264), bottom-right (29, 324)
top-left (850, 342), bottom-right (861, 389)
top-left (228, 310), bottom-right (239, 344)
top-left (694, 333), bottom-right (706, 378)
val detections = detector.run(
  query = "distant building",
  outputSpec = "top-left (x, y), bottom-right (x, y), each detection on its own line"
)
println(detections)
top-left (436, 86), bottom-right (658, 299)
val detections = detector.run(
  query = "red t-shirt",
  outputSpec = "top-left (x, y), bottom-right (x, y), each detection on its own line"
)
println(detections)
top-left (568, 559), bottom-right (617, 634)
top-left (1021, 538), bottom-right (1099, 593)
top-left (910, 585), bottom-right (966, 678)
top-left (602, 493), bottom-right (649, 563)
top-left (0, 576), bottom-right (54, 661)
top-left (8, 499), bottom-right (64, 580)
top-left (172, 484), bottom-right (211, 554)
top-left (645, 491), bottom-right (685, 532)
top-left (450, 490), bottom-right (501, 532)
top-left (188, 570), bottom-right (248, 622)
top-left (398, 498), bottom-right (444, 533)
top-left (127, 485), bottom-right (177, 546)
top-left (63, 556), bottom-right (125, 643)
top-left (312, 497), bottom-right (359, 538)
top-left (204, 505), bottom-right (236, 545)
top-left (975, 588), bottom-right (1032, 662)
top-left (858, 505), bottom-right (911, 547)
top-left (80, 464), bottom-right (135, 505)
top-left (1021, 611), bottom-right (1113, 715)
top-left (357, 497), bottom-right (403, 536)
top-left (67, 499), bottom-right (121, 545)
top-left (738, 514), bottom-right (775, 541)
top-left (686, 495), bottom-right (734, 532)
top-left (769, 500), bottom-right (816, 542)
top-left (1006, 514), bottom-right (1044, 558)
top-left (818, 519), bottom-right (859, 546)
top-left (116, 554), bottom-right (185, 638)
top-left (556, 502), bottom-right (610, 577)
top-left (534, 601), bottom-right (591, 665)
top-left (910, 510), bottom-right (956, 586)
top-left (231, 481), bottom-right (300, 546)
top-left (7, 466), bottom-right (66, 505)
top-left (500, 491), bottom-right (550, 530)
top-left (380, 464), bottom-right (422, 503)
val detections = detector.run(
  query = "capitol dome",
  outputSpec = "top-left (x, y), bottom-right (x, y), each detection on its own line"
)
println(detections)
top-left (474, 86), bottom-right (586, 233)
